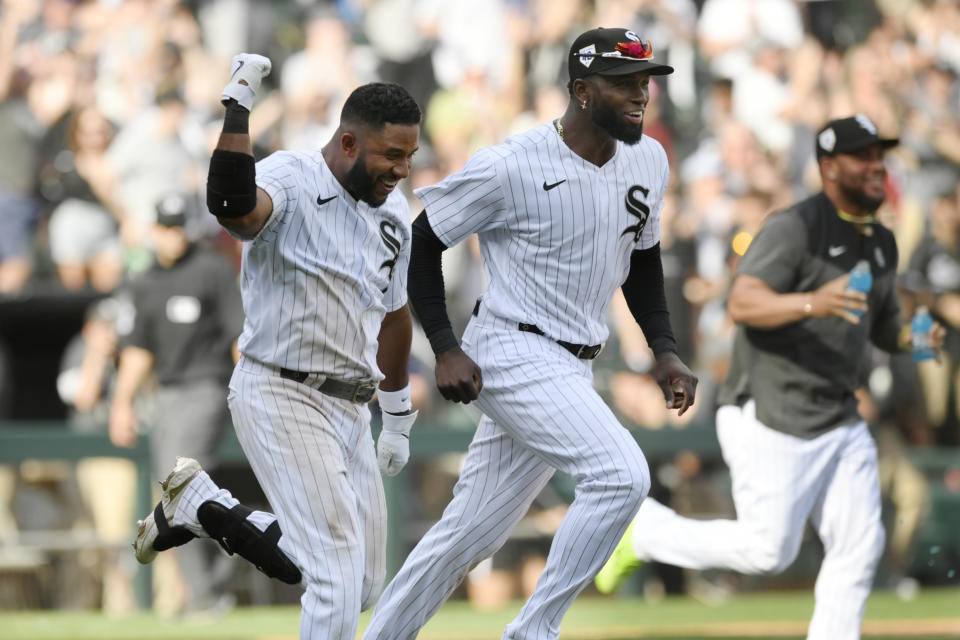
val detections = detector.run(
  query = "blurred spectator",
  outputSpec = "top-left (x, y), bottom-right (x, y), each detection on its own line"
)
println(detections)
top-left (279, 6), bottom-right (365, 151)
top-left (0, 70), bottom-right (42, 294)
top-left (0, 3), bottom-right (44, 294)
top-left (42, 106), bottom-right (125, 292)
top-left (905, 192), bottom-right (960, 446)
top-left (56, 297), bottom-right (137, 615)
top-left (731, 40), bottom-right (791, 153)
top-left (696, 0), bottom-right (804, 80)
top-left (902, 62), bottom-right (960, 210)
top-left (364, 0), bottom-right (439, 111)
top-left (107, 88), bottom-right (196, 262)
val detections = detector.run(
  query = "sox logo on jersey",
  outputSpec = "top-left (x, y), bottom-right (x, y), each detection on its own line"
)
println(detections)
top-left (378, 221), bottom-right (402, 291)
top-left (623, 185), bottom-right (651, 242)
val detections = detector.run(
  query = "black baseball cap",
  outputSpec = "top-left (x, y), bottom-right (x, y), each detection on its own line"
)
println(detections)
top-left (815, 115), bottom-right (899, 160)
top-left (155, 192), bottom-right (189, 227)
top-left (569, 27), bottom-right (674, 81)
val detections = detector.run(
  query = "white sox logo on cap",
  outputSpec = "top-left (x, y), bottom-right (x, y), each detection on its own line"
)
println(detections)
top-left (855, 114), bottom-right (878, 135)
top-left (578, 44), bottom-right (597, 68)
top-left (818, 128), bottom-right (837, 154)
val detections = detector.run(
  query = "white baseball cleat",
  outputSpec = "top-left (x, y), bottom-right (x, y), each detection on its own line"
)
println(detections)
top-left (133, 457), bottom-right (202, 564)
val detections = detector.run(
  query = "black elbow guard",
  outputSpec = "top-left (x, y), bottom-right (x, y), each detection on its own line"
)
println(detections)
top-left (207, 149), bottom-right (257, 218)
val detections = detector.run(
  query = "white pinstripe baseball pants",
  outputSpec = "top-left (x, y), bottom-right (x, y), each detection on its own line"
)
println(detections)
top-left (630, 400), bottom-right (884, 640)
top-left (227, 356), bottom-right (388, 640)
top-left (364, 305), bottom-right (650, 640)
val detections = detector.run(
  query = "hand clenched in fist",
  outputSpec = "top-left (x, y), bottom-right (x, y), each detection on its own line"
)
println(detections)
top-left (221, 53), bottom-right (272, 111)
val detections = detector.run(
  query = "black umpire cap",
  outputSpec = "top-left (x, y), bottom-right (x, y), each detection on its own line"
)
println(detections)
top-left (815, 115), bottom-right (899, 160)
top-left (155, 192), bottom-right (190, 227)
top-left (568, 27), bottom-right (674, 81)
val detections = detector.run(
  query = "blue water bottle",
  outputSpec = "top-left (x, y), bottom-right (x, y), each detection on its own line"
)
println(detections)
top-left (912, 306), bottom-right (936, 362)
top-left (846, 260), bottom-right (872, 317)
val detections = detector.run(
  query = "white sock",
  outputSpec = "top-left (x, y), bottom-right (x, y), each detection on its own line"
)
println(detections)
top-left (173, 471), bottom-right (238, 537)
top-left (173, 470), bottom-right (278, 537)
top-left (245, 511), bottom-right (277, 533)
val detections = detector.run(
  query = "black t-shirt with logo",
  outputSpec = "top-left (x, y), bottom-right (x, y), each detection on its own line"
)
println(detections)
top-left (122, 244), bottom-right (243, 385)
top-left (718, 192), bottom-right (902, 438)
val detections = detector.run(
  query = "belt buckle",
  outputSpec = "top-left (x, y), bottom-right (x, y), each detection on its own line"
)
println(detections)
top-left (352, 384), bottom-right (375, 403)
top-left (578, 343), bottom-right (603, 359)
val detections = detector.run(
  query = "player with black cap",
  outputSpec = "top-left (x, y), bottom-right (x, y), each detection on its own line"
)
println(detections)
top-left (361, 26), bottom-right (696, 640)
top-left (596, 114), bottom-right (945, 639)
top-left (109, 192), bottom-right (244, 616)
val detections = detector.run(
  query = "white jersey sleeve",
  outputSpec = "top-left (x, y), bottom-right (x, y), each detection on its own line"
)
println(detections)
top-left (379, 211), bottom-right (412, 313)
top-left (252, 151), bottom-right (301, 239)
top-left (414, 148), bottom-right (507, 248)
top-left (631, 138), bottom-right (669, 252)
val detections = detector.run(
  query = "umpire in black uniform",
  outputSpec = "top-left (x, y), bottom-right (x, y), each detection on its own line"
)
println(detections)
top-left (110, 192), bottom-right (243, 615)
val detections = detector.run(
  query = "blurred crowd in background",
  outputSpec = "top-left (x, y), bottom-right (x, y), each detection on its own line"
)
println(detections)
top-left (1, 0), bottom-right (960, 617)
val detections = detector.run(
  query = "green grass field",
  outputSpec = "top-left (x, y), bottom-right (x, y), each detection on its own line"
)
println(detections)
top-left (3, 587), bottom-right (959, 640)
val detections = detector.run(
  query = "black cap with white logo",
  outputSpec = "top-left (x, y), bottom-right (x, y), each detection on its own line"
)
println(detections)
top-left (568, 27), bottom-right (674, 81)
top-left (815, 115), bottom-right (899, 160)
top-left (155, 192), bottom-right (190, 227)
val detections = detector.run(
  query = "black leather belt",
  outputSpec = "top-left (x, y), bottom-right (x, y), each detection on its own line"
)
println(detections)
top-left (472, 300), bottom-right (602, 360)
top-left (279, 368), bottom-right (377, 403)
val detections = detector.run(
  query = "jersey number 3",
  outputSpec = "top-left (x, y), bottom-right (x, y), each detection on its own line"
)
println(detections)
top-left (621, 185), bottom-right (650, 243)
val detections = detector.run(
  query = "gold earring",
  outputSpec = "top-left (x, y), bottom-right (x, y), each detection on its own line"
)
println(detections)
top-left (579, 100), bottom-right (587, 110)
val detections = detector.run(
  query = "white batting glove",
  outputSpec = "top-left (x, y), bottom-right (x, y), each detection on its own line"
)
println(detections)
top-left (377, 410), bottom-right (417, 476)
top-left (221, 53), bottom-right (272, 111)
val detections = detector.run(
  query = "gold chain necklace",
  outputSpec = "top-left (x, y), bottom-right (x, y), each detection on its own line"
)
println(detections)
top-left (554, 118), bottom-right (565, 141)
top-left (837, 208), bottom-right (877, 236)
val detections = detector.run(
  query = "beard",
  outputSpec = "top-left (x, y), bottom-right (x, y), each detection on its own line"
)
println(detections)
top-left (840, 181), bottom-right (884, 214)
top-left (343, 151), bottom-right (384, 207)
top-left (591, 101), bottom-right (644, 145)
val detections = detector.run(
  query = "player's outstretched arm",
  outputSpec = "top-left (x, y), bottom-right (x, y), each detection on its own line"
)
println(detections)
top-left (407, 211), bottom-right (483, 403)
top-left (206, 53), bottom-right (274, 240)
top-left (728, 273), bottom-right (866, 328)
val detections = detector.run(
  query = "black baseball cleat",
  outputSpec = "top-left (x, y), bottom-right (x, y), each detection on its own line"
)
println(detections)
top-left (133, 457), bottom-right (202, 564)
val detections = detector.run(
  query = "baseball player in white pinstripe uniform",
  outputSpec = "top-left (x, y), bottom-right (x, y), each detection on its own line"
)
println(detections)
top-left (362, 28), bottom-right (697, 640)
top-left (130, 55), bottom-right (422, 639)
top-left (595, 115), bottom-right (947, 639)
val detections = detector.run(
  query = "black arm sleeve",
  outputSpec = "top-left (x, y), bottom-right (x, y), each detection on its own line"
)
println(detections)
top-left (621, 243), bottom-right (678, 357)
top-left (206, 100), bottom-right (256, 218)
top-left (408, 211), bottom-right (459, 355)
top-left (206, 149), bottom-right (256, 218)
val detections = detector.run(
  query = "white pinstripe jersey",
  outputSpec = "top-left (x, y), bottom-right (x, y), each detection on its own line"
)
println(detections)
top-left (416, 122), bottom-right (668, 345)
top-left (237, 149), bottom-right (411, 381)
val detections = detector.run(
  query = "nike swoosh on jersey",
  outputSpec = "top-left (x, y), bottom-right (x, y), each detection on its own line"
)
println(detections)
top-left (317, 195), bottom-right (337, 205)
top-left (543, 179), bottom-right (566, 191)
top-left (828, 245), bottom-right (846, 257)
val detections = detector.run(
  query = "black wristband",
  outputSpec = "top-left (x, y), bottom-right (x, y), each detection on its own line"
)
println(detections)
top-left (222, 99), bottom-right (250, 134)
